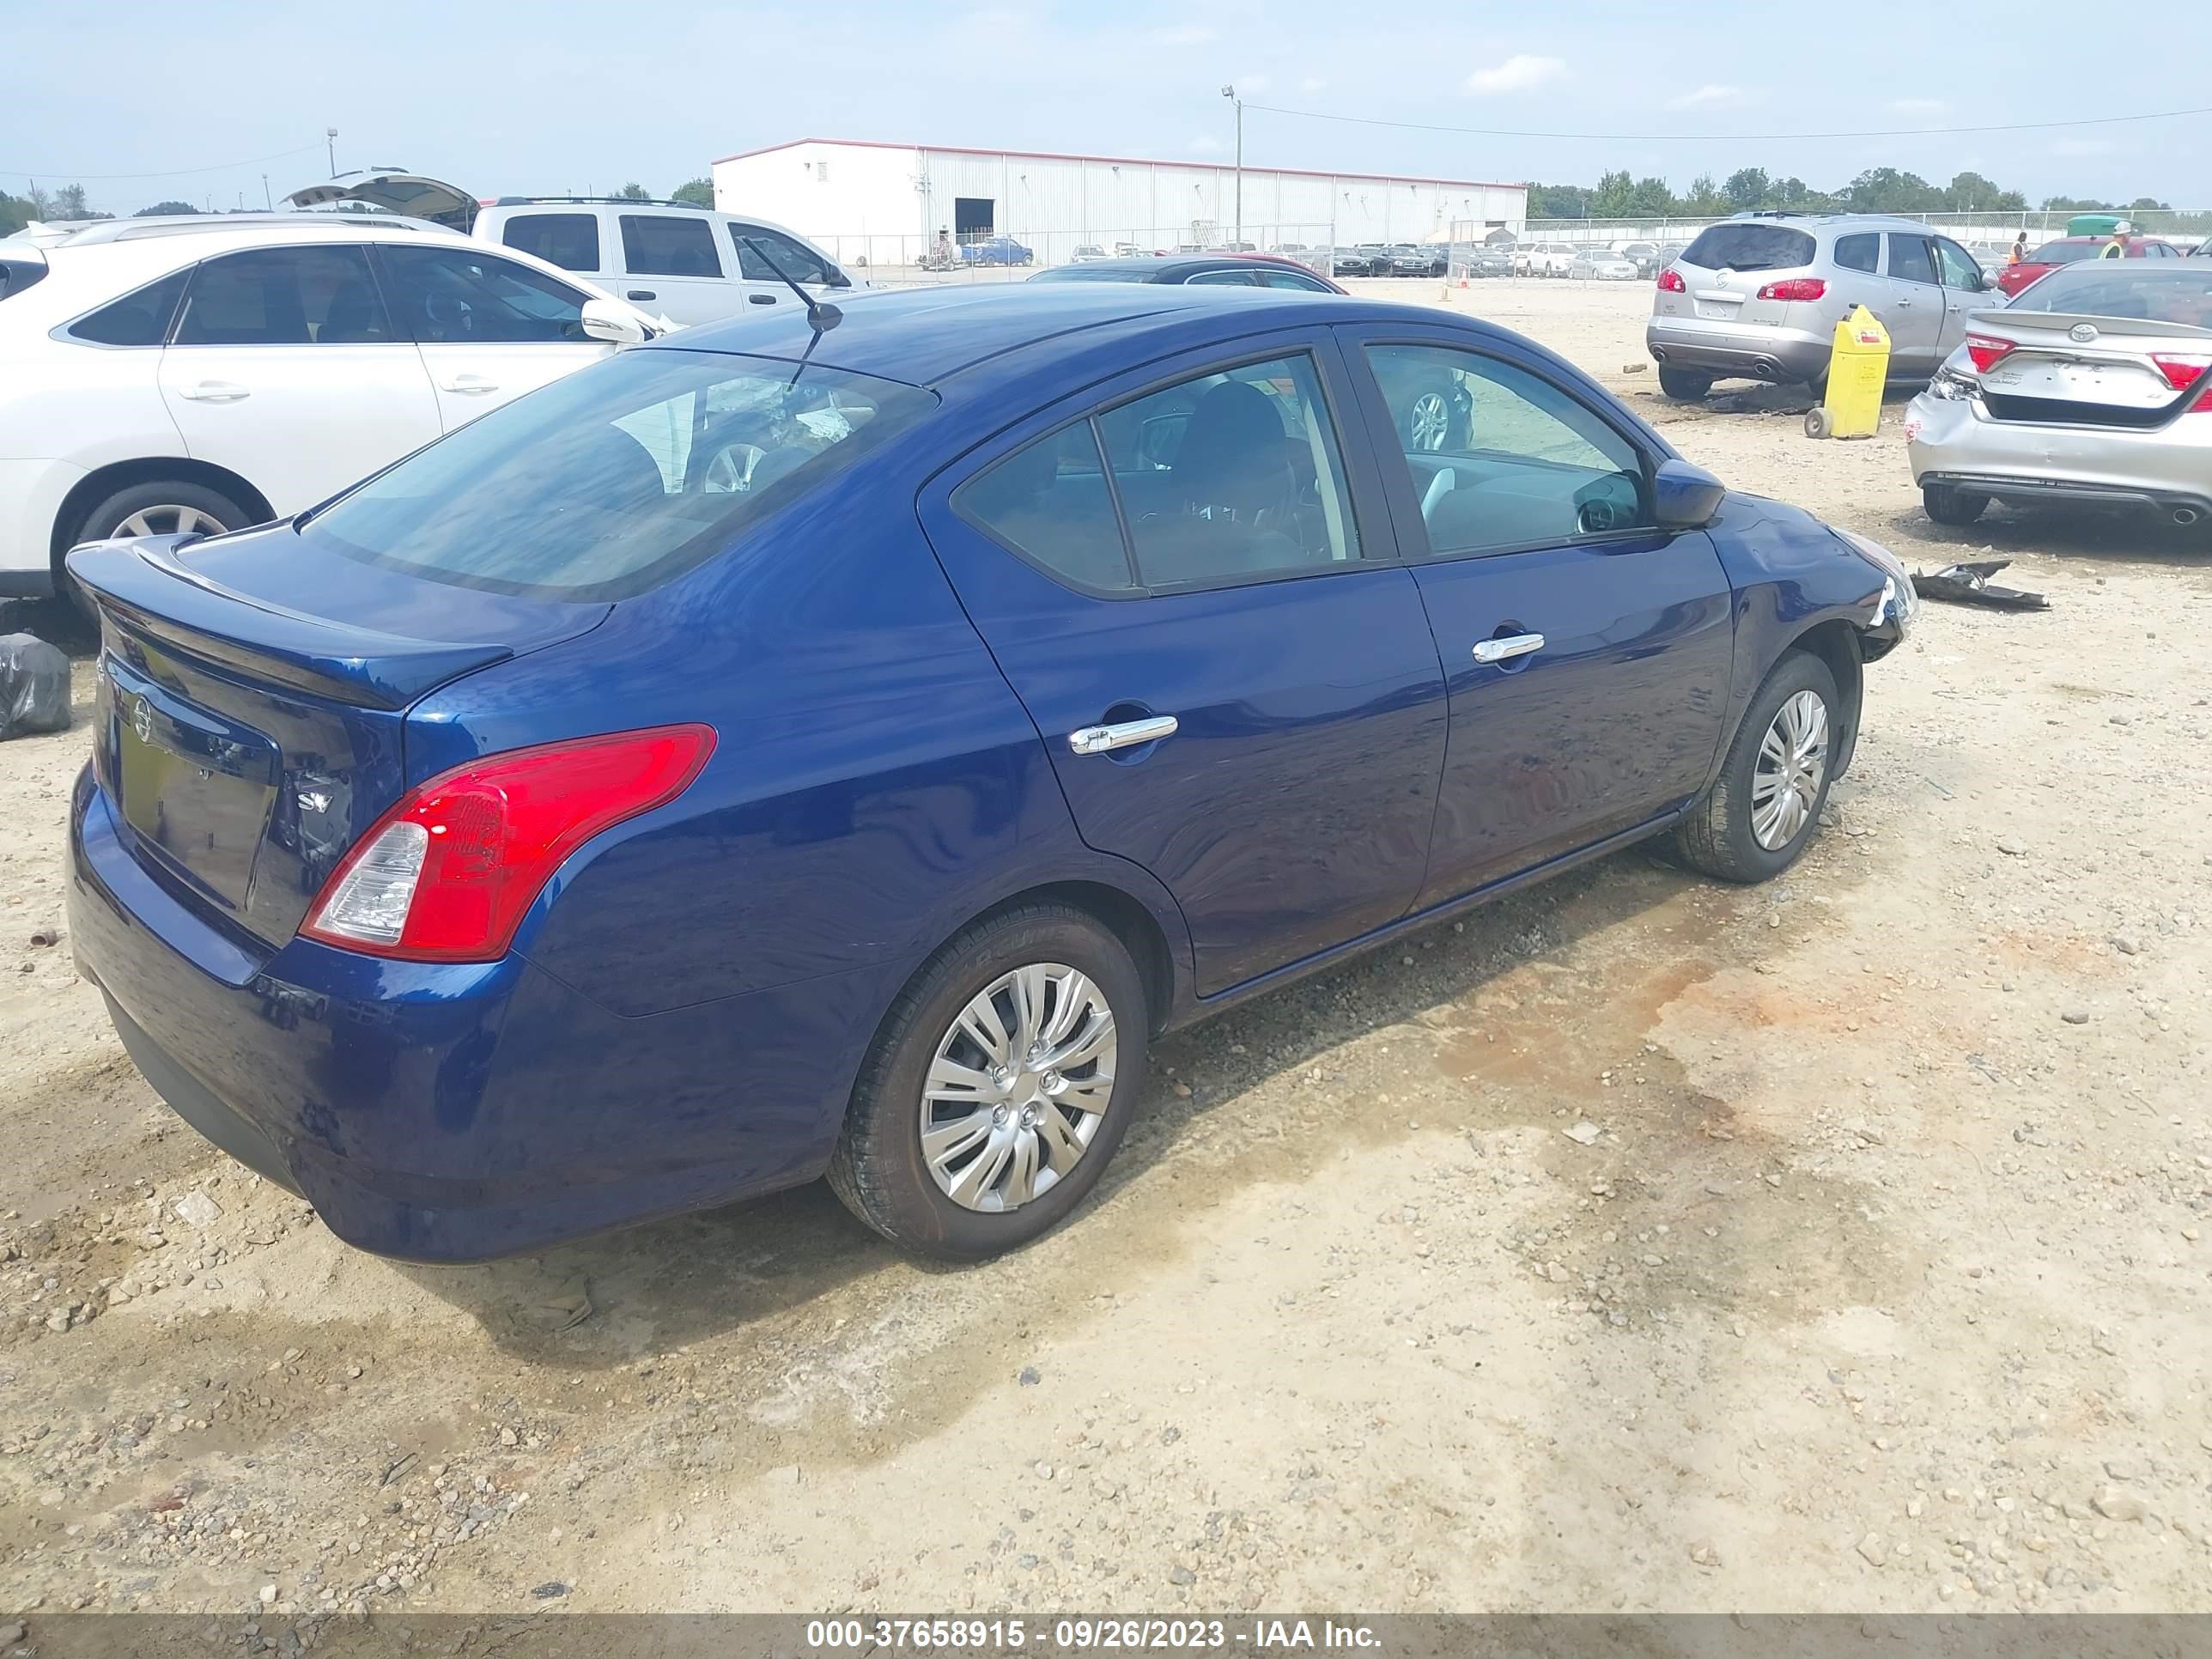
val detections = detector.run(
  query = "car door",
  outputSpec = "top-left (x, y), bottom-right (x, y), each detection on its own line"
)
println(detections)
top-left (1931, 236), bottom-right (1991, 360)
top-left (373, 244), bottom-right (613, 433)
top-left (919, 335), bottom-right (1449, 997)
top-left (611, 211), bottom-right (729, 325)
top-left (157, 243), bottom-right (441, 516)
top-left (1338, 327), bottom-right (1735, 907)
top-left (726, 222), bottom-right (847, 319)
top-left (1881, 233), bottom-right (1946, 372)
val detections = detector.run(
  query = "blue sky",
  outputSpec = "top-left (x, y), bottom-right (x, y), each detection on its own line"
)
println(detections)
top-left (6, 0), bottom-right (2208, 215)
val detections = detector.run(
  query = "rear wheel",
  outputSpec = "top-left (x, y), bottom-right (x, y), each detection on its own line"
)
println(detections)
top-left (1658, 367), bottom-right (1714, 402)
top-left (1923, 483), bottom-right (1990, 526)
top-left (828, 903), bottom-right (1148, 1260)
top-left (1674, 651), bottom-right (1840, 884)
top-left (63, 479), bottom-right (252, 617)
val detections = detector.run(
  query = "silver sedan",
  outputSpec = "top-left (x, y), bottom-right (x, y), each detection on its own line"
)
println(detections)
top-left (1905, 262), bottom-right (2212, 528)
top-left (1569, 249), bottom-right (1641, 282)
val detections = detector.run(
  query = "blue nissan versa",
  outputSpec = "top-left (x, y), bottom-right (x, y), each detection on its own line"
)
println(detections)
top-left (66, 284), bottom-right (1915, 1263)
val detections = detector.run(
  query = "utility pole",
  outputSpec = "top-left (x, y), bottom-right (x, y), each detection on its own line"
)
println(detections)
top-left (1222, 85), bottom-right (1242, 247)
top-left (325, 127), bottom-right (338, 177)
top-left (262, 173), bottom-right (272, 210)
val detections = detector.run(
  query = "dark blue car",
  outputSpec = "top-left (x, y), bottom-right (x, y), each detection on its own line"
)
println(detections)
top-left (65, 285), bottom-right (1915, 1264)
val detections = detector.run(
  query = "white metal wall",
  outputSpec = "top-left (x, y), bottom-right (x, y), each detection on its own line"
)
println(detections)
top-left (714, 142), bottom-right (1526, 267)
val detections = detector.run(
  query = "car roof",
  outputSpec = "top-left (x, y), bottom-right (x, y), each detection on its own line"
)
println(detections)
top-left (647, 283), bottom-right (1448, 389)
top-left (1041, 255), bottom-right (1323, 281)
top-left (21, 212), bottom-right (462, 251)
top-left (1707, 213), bottom-right (1941, 234)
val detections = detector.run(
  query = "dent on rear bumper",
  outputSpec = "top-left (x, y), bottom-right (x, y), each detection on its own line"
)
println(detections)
top-left (1905, 394), bottom-right (2212, 506)
top-left (1646, 318), bottom-right (1830, 378)
top-left (69, 770), bottom-right (888, 1261)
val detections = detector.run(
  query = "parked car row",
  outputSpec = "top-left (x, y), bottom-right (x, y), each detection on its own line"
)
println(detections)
top-left (40, 249), bottom-right (1912, 1263)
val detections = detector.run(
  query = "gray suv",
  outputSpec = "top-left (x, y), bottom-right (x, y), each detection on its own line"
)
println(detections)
top-left (1647, 215), bottom-right (1995, 400)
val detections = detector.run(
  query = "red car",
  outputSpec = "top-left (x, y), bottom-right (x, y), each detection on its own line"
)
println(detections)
top-left (1994, 234), bottom-right (2189, 297)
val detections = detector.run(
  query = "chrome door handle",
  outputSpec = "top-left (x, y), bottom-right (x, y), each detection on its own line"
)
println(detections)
top-left (1472, 633), bottom-right (1544, 665)
top-left (1068, 715), bottom-right (1178, 756)
top-left (437, 374), bottom-right (499, 394)
top-left (1894, 297), bottom-right (1914, 307)
top-left (177, 380), bottom-right (249, 403)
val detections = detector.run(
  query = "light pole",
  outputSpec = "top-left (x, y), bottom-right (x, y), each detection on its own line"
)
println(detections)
top-left (325, 127), bottom-right (338, 177)
top-left (1221, 85), bottom-right (1242, 248)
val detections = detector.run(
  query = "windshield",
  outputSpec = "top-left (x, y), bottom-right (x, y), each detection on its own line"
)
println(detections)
top-left (2029, 240), bottom-right (2105, 265)
top-left (1028, 265), bottom-right (1149, 283)
top-left (2008, 264), bottom-right (2212, 326)
top-left (1680, 224), bottom-right (1816, 272)
top-left (301, 347), bottom-right (936, 601)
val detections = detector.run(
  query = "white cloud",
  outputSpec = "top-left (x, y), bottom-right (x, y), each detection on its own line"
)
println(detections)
top-left (1464, 53), bottom-right (1565, 96)
top-left (1670, 82), bottom-right (1748, 109)
top-left (1188, 133), bottom-right (1227, 155)
top-left (1148, 23), bottom-right (1217, 44)
top-left (1888, 97), bottom-right (1949, 116)
top-left (1298, 75), bottom-right (1327, 92)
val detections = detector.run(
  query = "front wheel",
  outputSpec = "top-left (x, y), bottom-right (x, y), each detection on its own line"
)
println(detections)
top-left (1923, 483), bottom-right (1990, 526)
top-left (1673, 651), bottom-right (1841, 883)
top-left (828, 904), bottom-right (1148, 1260)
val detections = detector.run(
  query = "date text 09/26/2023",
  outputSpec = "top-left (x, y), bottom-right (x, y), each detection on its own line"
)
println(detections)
top-left (804, 1618), bottom-right (1382, 1651)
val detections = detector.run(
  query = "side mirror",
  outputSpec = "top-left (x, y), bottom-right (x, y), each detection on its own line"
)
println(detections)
top-left (1653, 458), bottom-right (1726, 529)
top-left (580, 298), bottom-right (648, 346)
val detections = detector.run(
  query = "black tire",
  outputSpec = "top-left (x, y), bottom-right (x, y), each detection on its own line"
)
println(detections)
top-left (827, 903), bottom-right (1149, 1260)
top-left (1658, 367), bottom-right (1714, 402)
top-left (64, 479), bottom-right (251, 616)
top-left (1673, 650), bottom-right (1842, 884)
top-left (1923, 483), bottom-right (1990, 526)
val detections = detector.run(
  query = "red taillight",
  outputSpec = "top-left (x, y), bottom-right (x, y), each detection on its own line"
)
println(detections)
top-left (1656, 267), bottom-right (1686, 293)
top-left (301, 725), bottom-right (716, 962)
top-left (1755, 277), bottom-right (1826, 302)
top-left (2151, 353), bottom-right (2212, 393)
top-left (1966, 334), bottom-right (2016, 374)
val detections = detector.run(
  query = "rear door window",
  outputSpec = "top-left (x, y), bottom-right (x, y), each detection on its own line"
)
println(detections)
top-left (173, 246), bottom-right (392, 345)
top-left (500, 212), bottom-right (601, 272)
top-left (1259, 269), bottom-right (1334, 292)
top-left (1680, 224), bottom-right (1815, 271)
top-left (1887, 234), bottom-right (1938, 286)
top-left (301, 349), bottom-right (936, 600)
top-left (377, 246), bottom-right (590, 343)
top-left (1832, 234), bottom-right (1880, 274)
top-left (1185, 269), bottom-right (1261, 286)
top-left (618, 214), bottom-right (723, 278)
top-left (958, 424), bottom-right (1135, 593)
top-left (66, 268), bottom-right (191, 346)
top-left (1933, 238), bottom-right (1983, 289)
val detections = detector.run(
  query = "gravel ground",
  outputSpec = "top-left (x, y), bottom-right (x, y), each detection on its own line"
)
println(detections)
top-left (2, 279), bottom-right (2209, 1630)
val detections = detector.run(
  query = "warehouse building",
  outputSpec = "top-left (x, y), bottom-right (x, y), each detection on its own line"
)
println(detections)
top-left (710, 137), bottom-right (1526, 269)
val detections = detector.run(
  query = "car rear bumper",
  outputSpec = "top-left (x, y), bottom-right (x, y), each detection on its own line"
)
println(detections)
top-left (0, 457), bottom-right (85, 594)
top-left (1645, 316), bottom-right (1832, 382)
top-left (69, 767), bottom-right (875, 1261)
top-left (1905, 392), bottom-right (2212, 515)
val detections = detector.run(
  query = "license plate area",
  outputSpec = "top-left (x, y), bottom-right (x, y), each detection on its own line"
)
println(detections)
top-left (109, 659), bottom-right (280, 910)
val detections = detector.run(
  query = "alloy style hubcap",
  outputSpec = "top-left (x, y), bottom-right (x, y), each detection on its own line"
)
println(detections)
top-left (1408, 392), bottom-right (1451, 451)
top-left (1750, 689), bottom-right (1829, 851)
top-left (921, 963), bottom-right (1117, 1213)
top-left (115, 505), bottom-right (226, 538)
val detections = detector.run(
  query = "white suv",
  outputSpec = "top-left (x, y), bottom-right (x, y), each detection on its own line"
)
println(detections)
top-left (0, 213), bottom-right (655, 605)
top-left (289, 172), bottom-right (860, 328)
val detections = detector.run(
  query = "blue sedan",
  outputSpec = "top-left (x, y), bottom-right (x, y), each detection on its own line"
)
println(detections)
top-left (66, 285), bottom-right (1915, 1263)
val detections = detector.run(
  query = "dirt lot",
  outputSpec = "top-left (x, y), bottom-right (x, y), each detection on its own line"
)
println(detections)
top-left (3, 279), bottom-right (2209, 1625)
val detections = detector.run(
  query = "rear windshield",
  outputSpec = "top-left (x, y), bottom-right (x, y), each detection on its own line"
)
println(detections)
top-left (1680, 224), bottom-right (1816, 272)
top-left (2030, 240), bottom-right (2103, 265)
top-left (2008, 264), bottom-right (2212, 325)
top-left (1028, 265), bottom-right (1151, 283)
top-left (301, 347), bottom-right (937, 601)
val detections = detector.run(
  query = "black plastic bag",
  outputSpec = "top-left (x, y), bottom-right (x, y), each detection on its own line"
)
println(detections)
top-left (0, 633), bottom-right (70, 740)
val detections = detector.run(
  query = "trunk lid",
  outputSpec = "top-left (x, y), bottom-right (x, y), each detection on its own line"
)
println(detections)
top-left (70, 526), bottom-right (608, 947)
top-left (1967, 309), bottom-right (2212, 427)
top-left (283, 170), bottom-right (477, 231)
top-left (1671, 222), bottom-right (1819, 330)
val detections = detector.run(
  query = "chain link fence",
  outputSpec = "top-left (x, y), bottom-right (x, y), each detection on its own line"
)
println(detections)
top-left (814, 224), bottom-right (1350, 284)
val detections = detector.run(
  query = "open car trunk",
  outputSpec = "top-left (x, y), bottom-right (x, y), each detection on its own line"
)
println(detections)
top-left (283, 170), bottom-right (477, 232)
top-left (70, 527), bottom-right (606, 949)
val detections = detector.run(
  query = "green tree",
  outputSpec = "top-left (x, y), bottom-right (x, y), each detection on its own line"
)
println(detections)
top-left (49, 183), bottom-right (95, 219)
top-left (671, 177), bottom-right (714, 208)
top-left (135, 200), bottom-right (200, 217)
top-left (1590, 169), bottom-right (1634, 218)
top-left (1628, 176), bottom-right (1679, 216)
top-left (1722, 167), bottom-right (1771, 213)
top-left (1526, 182), bottom-right (1592, 218)
top-left (1681, 173), bottom-right (1727, 216)
top-left (0, 193), bottom-right (33, 237)
top-left (617, 182), bottom-right (650, 202)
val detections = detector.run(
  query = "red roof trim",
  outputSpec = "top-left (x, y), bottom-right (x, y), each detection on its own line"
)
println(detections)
top-left (709, 137), bottom-right (1524, 193)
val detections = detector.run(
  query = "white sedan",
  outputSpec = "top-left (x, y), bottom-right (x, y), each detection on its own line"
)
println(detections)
top-left (1569, 250), bottom-right (1642, 281)
top-left (0, 215), bottom-right (659, 607)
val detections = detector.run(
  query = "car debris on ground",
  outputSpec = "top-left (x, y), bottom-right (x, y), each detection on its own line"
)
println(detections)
top-left (1912, 559), bottom-right (2052, 611)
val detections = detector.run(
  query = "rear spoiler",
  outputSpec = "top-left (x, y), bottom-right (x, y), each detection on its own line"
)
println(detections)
top-left (0, 243), bottom-right (49, 301)
top-left (1966, 307), bottom-right (2212, 342)
top-left (68, 537), bottom-right (515, 709)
